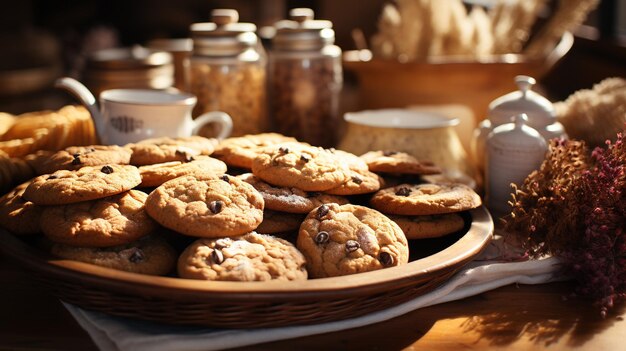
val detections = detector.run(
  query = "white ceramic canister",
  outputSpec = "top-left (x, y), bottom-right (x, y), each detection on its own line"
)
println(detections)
top-left (485, 113), bottom-right (547, 217)
top-left (472, 75), bottom-right (566, 175)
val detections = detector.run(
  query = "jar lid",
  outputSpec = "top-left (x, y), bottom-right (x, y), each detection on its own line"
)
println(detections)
top-left (86, 46), bottom-right (173, 70)
top-left (487, 75), bottom-right (556, 128)
top-left (190, 9), bottom-right (258, 56)
top-left (272, 8), bottom-right (335, 51)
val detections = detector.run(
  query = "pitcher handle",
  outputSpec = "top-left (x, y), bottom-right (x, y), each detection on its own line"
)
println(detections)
top-left (192, 111), bottom-right (233, 140)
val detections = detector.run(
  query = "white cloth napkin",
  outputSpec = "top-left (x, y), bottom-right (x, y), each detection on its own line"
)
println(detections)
top-left (64, 237), bottom-right (568, 351)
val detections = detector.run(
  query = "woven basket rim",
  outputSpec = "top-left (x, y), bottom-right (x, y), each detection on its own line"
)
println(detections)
top-left (0, 206), bottom-right (492, 300)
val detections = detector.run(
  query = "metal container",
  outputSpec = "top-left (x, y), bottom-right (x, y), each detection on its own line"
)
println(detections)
top-left (147, 38), bottom-right (193, 92)
top-left (83, 46), bottom-right (174, 97)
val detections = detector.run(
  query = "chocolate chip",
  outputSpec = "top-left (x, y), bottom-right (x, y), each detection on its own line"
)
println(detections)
top-left (210, 249), bottom-right (224, 264)
top-left (101, 165), bottom-right (114, 174)
top-left (379, 251), bottom-right (394, 266)
top-left (185, 155), bottom-right (195, 162)
top-left (47, 175), bottom-right (58, 180)
top-left (209, 200), bottom-right (223, 214)
top-left (300, 155), bottom-right (310, 163)
top-left (72, 153), bottom-right (81, 158)
top-left (175, 149), bottom-right (185, 156)
top-left (220, 175), bottom-right (230, 183)
top-left (352, 176), bottom-right (363, 184)
top-left (279, 146), bottom-right (289, 154)
top-left (395, 187), bottom-right (412, 196)
top-left (383, 150), bottom-right (399, 156)
top-left (316, 204), bottom-right (329, 219)
top-left (71, 155), bottom-right (82, 165)
top-left (314, 231), bottom-right (329, 245)
top-left (128, 248), bottom-right (145, 263)
top-left (345, 240), bottom-right (360, 253)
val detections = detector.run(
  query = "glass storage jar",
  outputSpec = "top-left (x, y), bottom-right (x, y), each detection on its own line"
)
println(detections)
top-left (188, 9), bottom-right (268, 137)
top-left (83, 46), bottom-right (174, 97)
top-left (269, 8), bottom-right (342, 147)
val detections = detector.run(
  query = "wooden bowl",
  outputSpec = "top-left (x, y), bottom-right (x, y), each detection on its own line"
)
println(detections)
top-left (342, 32), bottom-right (574, 122)
top-left (0, 206), bottom-right (493, 328)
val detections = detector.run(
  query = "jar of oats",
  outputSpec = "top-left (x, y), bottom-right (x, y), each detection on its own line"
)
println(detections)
top-left (188, 9), bottom-right (267, 137)
top-left (269, 8), bottom-right (342, 147)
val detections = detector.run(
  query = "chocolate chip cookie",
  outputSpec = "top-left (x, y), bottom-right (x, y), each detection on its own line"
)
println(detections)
top-left (50, 235), bottom-right (177, 275)
top-left (0, 181), bottom-right (43, 235)
top-left (388, 213), bottom-right (466, 239)
top-left (237, 173), bottom-right (349, 213)
top-left (145, 174), bottom-right (264, 237)
top-left (212, 133), bottom-right (298, 169)
top-left (138, 156), bottom-right (228, 187)
top-left (256, 210), bottom-right (305, 234)
top-left (251, 143), bottom-right (351, 191)
top-left (177, 232), bottom-right (307, 281)
top-left (40, 190), bottom-right (155, 247)
top-left (34, 145), bottom-right (132, 175)
top-left (23, 164), bottom-right (142, 205)
top-left (324, 168), bottom-right (383, 195)
top-left (128, 136), bottom-right (218, 166)
top-left (370, 183), bottom-right (482, 216)
top-left (297, 203), bottom-right (409, 278)
top-left (360, 150), bottom-right (441, 175)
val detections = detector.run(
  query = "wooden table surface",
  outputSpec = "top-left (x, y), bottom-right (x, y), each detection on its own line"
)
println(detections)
top-left (1, 254), bottom-right (625, 351)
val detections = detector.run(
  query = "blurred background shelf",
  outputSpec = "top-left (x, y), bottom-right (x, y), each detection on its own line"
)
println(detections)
top-left (0, 0), bottom-right (624, 115)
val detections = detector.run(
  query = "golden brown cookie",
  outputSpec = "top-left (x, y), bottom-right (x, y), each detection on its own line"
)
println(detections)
top-left (360, 150), bottom-right (441, 175)
top-left (330, 149), bottom-right (369, 171)
top-left (0, 182), bottom-right (43, 235)
top-left (212, 133), bottom-right (298, 169)
top-left (325, 168), bottom-right (383, 195)
top-left (23, 150), bottom-right (54, 175)
top-left (128, 136), bottom-right (218, 166)
top-left (256, 210), bottom-right (305, 234)
top-left (237, 173), bottom-right (349, 213)
top-left (388, 213), bottom-right (466, 239)
top-left (34, 145), bottom-right (132, 175)
top-left (0, 154), bottom-right (36, 194)
top-left (40, 190), bottom-right (155, 247)
top-left (177, 232), bottom-right (308, 281)
top-left (23, 164), bottom-right (142, 205)
top-left (145, 174), bottom-right (264, 238)
top-left (297, 203), bottom-right (409, 278)
top-left (369, 183), bottom-right (482, 216)
top-left (138, 156), bottom-right (228, 187)
top-left (50, 235), bottom-right (177, 275)
top-left (251, 143), bottom-right (351, 191)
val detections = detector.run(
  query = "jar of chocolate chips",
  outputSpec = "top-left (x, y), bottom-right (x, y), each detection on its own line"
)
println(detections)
top-left (188, 9), bottom-right (268, 137)
top-left (269, 8), bottom-right (343, 147)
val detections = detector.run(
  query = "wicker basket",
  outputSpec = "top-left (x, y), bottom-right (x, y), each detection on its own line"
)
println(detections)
top-left (0, 206), bottom-right (493, 328)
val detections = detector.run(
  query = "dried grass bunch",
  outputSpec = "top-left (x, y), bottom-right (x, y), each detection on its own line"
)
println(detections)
top-left (371, 0), bottom-right (599, 61)
top-left (556, 77), bottom-right (626, 149)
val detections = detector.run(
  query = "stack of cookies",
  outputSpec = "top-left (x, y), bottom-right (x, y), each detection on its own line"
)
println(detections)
top-left (0, 132), bottom-right (483, 282)
top-left (362, 151), bottom-right (482, 240)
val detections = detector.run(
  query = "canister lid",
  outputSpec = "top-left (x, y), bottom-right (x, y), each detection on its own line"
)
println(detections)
top-left (488, 75), bottom-right (556, 128)
top-left (86, 46), bottom-right (172, 70)
top-left (190, 9), bottom-right (258, 56)
top-left (272, 8), bottom-right (335, 51)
